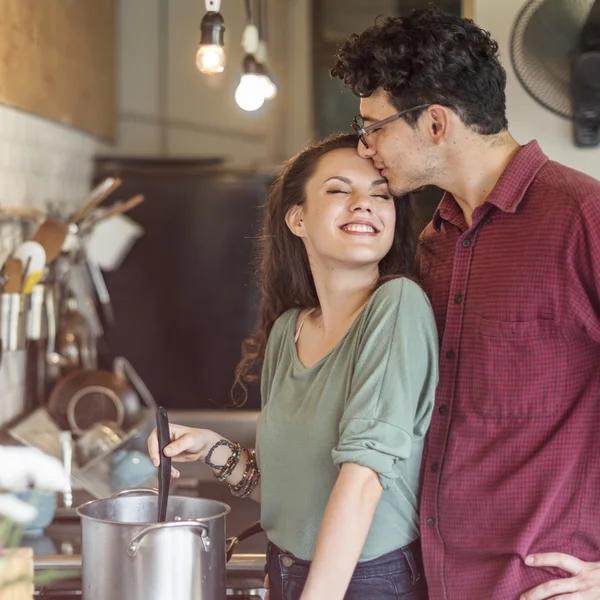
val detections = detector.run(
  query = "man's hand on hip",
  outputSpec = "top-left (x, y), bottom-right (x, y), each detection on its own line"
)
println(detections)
top-left (521, 552), bottom-right (600, 599)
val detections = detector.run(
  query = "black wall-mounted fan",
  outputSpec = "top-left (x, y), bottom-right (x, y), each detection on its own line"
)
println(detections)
top-left (510, 0), bottom-right (600, 147)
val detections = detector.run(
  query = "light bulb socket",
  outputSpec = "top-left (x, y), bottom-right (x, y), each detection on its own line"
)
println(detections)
top-left (199, 11), bottom-right (226, 46)
top-left (242, 53), bottom-right (260, 75)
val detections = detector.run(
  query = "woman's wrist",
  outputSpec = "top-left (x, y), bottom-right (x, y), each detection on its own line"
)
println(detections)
top-left (199, 430), bottom-right (227, 464)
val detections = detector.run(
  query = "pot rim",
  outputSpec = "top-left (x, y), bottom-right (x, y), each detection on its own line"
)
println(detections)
top-left (75, 494), bottom-right (231, 526)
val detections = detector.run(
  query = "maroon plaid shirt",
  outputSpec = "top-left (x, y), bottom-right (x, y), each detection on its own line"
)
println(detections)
top-left (416, 141), bottom-right (600, 599)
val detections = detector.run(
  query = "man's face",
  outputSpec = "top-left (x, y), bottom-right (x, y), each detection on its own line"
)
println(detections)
top-left (358, 89), bottom-right (439, 196)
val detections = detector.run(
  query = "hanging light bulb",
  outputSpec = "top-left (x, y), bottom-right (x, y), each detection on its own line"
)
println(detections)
top-left (235, 54), bottom-right (265, 112)
top-left (196, 0), bottom-right (226, 75)
top-left (256, 43), bottom-right (277, 101)
top-left (196, 44), bottom-right (225, 74)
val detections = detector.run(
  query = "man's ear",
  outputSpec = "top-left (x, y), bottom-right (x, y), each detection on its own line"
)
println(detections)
top-left (285, 204), bottom-right (305, 238)
top-left (427, 105), bottom-right (451, 144)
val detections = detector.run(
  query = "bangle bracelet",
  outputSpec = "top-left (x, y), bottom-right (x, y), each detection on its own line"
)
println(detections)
top-left (204, 439), bottom-right (235, 470)
top-left (230, 449), bottom-right (253, 493)
top-left (229, 449), bottom-right (260, 498)
top-left (216, 442), bottom-right (242, 482)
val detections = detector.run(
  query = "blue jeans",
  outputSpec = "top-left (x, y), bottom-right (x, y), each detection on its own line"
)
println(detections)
top-left (266, 539), bottom-right (429, 600)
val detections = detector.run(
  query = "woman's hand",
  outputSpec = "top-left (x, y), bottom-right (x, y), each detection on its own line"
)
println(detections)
top-left (147, 424), bottom-right (220, 478)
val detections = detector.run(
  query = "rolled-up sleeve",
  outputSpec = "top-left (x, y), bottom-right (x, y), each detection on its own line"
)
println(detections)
top-left (331, 279), bottom-right (438, 489)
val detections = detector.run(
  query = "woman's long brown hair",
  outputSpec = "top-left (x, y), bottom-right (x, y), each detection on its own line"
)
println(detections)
top-left (232, 133), bottom-right (417, 402)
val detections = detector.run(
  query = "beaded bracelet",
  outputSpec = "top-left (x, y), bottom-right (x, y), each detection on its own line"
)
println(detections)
top-left (204, 439), bottom-right (235, 470)
top-left (229, 448), bottom-right (253, 494)
top-left (229, 449), bottom-right (260, 498)
top-left (216, 442), bottom-right (242, 482)
top-left (230, 452), bottom-right (256, 497)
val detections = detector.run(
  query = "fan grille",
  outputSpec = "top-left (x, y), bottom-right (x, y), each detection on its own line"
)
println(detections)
top-left (510, 0), bottom-right (595, 119)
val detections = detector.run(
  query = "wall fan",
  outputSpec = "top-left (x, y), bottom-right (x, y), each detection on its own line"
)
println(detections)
top-left (510, 0), bottom-right (600, 147)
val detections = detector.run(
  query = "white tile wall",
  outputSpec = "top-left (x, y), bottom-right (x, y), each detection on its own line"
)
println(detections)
top-left (0, 104), bottom-right (95, 427)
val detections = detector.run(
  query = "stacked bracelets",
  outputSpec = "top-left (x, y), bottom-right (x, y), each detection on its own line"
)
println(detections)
top-left (204, 439), bottom-right (260, 499)
top-left (229, 449), bottom-right (260, 498)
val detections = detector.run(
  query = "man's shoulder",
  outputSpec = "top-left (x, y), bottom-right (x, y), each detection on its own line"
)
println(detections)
top-left (534, 159), bottom-right (600, 207)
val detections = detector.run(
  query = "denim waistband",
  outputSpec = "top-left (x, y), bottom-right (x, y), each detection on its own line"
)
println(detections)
top-left (267, 538), bottom-right (424, 586)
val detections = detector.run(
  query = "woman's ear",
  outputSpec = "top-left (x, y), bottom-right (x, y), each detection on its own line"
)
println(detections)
top-left (285, 204), bottom-right (305, 238)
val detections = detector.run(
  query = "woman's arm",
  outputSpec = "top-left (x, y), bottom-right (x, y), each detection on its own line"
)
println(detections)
top-left (299, 462), bottom-right (382, 600)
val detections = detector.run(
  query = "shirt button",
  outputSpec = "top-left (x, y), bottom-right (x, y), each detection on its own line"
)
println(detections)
top-left (431, 462), bottom-right (439, 472)
top-left (454, 294), bottom-right (462, 304)
top-left (281, 556), bottom-right (294, 568)
top-left (462, 238), bottom-right (471, 248)
top-left (485, 217), bottom-right (493, 224)
top-left (438, 405), bottom-right (447, 415)
top-left (445, 350), bottom-right (455, 359)
top-left (426, 517), bottom-right (435, 527)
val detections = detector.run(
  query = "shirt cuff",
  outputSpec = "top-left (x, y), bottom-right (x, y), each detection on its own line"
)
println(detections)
top-left (331, 419), bottom-right (413, 490)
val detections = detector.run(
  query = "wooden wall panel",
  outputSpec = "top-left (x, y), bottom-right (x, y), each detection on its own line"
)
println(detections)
top-left (0, 0), bottom-right (116, 140)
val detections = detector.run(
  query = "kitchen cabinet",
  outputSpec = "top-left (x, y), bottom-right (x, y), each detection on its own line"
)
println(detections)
top-left (0, 0), bottom-right (116, 139)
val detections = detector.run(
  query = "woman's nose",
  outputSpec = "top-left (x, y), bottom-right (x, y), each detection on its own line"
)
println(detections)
top-left (349, 194), bottom-right (373, 212)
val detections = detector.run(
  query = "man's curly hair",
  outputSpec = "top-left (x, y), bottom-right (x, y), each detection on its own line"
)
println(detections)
top-left (330, 7), bottom-right (508, 135)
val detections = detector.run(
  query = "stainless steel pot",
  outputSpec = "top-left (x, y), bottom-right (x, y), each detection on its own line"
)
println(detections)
top-left (76, 489), bottom-right (231, 600)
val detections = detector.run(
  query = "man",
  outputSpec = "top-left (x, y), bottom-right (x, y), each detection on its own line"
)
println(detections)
top-left (331, 7), bottom-right (600, 600)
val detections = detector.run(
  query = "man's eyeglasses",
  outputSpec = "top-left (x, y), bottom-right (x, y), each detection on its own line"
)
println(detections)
top-left (352, 104), bottom-right (431, 149)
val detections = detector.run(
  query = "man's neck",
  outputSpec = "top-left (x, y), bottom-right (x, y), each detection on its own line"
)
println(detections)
top-left (440, 132), bottom-right (522, 227)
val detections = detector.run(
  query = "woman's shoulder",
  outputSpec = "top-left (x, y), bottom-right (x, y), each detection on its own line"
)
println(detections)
top-left (371, 276), bottom-right (432, 310)
top-left (269, 308), bottom-right (300, 342)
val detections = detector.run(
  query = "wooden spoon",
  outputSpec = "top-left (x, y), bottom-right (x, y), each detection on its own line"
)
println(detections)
top-left (32, 218), bottom-right (69, 264)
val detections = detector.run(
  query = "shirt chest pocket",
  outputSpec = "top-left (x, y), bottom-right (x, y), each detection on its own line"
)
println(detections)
top-left (468, 317), bottom-right (568, 418)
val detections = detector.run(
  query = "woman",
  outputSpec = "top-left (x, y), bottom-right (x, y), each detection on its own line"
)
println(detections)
top-left (147, 133), bottom-right (438, 600)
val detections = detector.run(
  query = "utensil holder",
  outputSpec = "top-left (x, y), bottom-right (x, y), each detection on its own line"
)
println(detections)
top-left (0, 293), bottom-right (29, 351)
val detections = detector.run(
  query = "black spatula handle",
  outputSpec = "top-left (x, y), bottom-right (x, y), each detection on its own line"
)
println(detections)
top-left (156, 406), bottom-right (172, 522)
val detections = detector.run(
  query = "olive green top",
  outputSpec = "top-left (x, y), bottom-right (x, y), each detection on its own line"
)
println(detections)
top-left (256, 278), bottom-right (439, 561)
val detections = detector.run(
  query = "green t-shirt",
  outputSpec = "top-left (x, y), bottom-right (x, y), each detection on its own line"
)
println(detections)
top-left (256, 278), bottom-right (439, 561)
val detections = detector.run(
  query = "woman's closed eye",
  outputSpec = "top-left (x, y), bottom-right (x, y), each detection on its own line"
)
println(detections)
top-left (371, 193), bottom-right (391, 200)
top-left (326, 189), bottom-right (349, 195)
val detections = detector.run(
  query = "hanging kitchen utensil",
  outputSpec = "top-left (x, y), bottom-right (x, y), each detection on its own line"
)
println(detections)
top-left (77, 194), bottom-right (145, 234)
top-left (14, 240), bottom-right (47, 294)
top-left (2, 258), bottom-right (22, 293)
top-left (24, 284), bottom-right (47, 412)
top-left (68, 177), bottom-right (122, 226)
top-left (80, 243), bottom-right (114, 332)
top-left (68, 259), bottom-right (103, 339)
top-left (55, 296), bottom-right (96, 372)
top-left (32, 218), bottom-right (69, 264)
top-left (156, 406), bottom-right (171, 523)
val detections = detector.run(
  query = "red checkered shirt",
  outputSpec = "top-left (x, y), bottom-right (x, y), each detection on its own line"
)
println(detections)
top-left (416, 141), bottom-right (600, 599)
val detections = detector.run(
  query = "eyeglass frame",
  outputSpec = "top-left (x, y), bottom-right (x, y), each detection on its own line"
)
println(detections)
top-left (352, 104), bottom-right (432, 149)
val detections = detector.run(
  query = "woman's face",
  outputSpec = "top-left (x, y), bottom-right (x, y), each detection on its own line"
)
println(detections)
top-left (287, 147), bottom-right (396, 270)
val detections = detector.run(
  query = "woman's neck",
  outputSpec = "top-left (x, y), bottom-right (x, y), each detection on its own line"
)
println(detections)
top-left (309, 263), bottom-right (379, 333)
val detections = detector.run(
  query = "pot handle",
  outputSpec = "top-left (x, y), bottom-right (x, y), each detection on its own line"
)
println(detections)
top-left (127, 521), bottom-right (211, 557)
top-left (226, 520), bottom-right (264, 562)
top-left (111, 487), bottom-right (158, 498)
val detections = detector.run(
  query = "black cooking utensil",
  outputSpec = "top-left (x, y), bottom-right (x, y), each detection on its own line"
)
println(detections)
top-left (156, 406), bottom-right (171, 522)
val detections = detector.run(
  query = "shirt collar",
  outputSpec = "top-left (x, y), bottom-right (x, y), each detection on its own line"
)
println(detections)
top-left (432, 140), bottom-right (549, 232)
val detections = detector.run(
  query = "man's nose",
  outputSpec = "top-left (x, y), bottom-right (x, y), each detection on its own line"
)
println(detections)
top-left (357, 140), bottom-right (375, 159)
